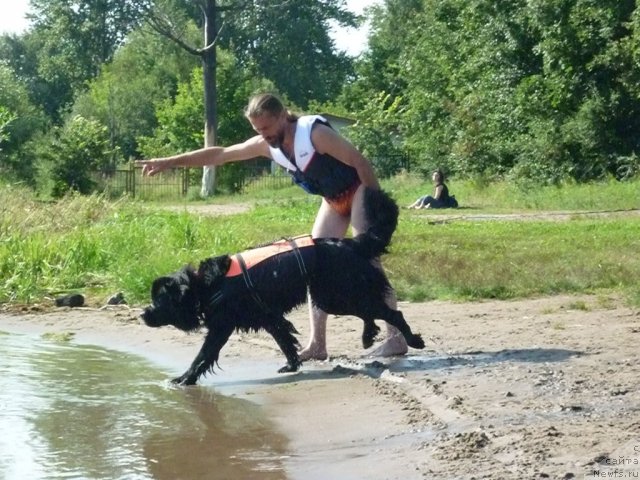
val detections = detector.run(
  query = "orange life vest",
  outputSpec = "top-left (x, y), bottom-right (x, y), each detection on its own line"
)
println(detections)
top-left (226, 235), bottom-right (315, 277)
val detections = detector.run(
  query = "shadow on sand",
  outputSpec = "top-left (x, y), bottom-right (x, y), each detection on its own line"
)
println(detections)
top-left (209, 347), bottom-right (583, 389)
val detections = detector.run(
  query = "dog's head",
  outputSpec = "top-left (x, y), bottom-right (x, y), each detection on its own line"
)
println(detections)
top-left (141, 256), bottom-right (232, 332)
top-left (141, 267), bottom-right (201, 331)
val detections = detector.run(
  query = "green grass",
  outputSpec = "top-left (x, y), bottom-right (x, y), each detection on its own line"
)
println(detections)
top-left (385, 172), bottom-right (640, 212)
top-left (390, 216), bottom-right (640, 301)
top-left (1, 176), bottom-right (639, 306)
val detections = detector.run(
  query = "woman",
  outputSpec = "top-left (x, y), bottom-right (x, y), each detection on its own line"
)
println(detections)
top-left (137, 93), bottom-right (408, 360)
top-left (407, 169), bottom-right (458, 209)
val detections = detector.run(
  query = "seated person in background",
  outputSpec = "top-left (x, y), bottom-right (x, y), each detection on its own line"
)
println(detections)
top-left (407, 169), bottom-right (458, 209)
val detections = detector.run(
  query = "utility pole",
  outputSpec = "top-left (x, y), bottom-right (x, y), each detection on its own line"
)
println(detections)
top-left (201, 0), bottom-right (218, 197)
top-left (145, 0), bottom-right (232, 196)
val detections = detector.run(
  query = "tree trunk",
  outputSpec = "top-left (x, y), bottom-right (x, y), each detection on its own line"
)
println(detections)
top-left (201, 0), bottom-right (218, 197)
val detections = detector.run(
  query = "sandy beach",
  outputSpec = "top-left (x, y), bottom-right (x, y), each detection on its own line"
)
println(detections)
top-left (1, 294), bottom-right (639, 479)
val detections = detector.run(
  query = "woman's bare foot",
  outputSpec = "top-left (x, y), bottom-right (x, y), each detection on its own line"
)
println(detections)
top-left (365, 334), bottom-right (408, 357)
top-left (299, 343), bottom-right (328, 361)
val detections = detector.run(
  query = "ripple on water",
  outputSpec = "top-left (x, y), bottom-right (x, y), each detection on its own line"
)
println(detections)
top-left (0, 332), bottom-right (289, 480)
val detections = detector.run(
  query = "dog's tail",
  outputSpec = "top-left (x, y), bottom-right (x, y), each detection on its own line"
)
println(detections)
top-left (352, 188), bottom-right (399, 259)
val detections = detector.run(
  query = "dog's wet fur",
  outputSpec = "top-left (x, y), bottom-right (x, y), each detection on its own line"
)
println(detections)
top-left (142, 188), bottom-right (425, 385)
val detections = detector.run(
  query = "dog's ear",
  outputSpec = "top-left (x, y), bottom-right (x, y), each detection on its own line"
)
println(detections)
top-left (150, 276), bottom-right (174, 298)
top-left (197, 255), bottom-right (231, 287)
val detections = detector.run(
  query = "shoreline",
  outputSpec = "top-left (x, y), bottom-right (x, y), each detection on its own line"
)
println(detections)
top-left (0, 305), bottom-right (420, 480)
top-left (2, 294), bottom-right (639, 479)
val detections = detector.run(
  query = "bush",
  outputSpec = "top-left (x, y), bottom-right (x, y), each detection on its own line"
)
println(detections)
top-left (39, 116), bottom-right (118, 198)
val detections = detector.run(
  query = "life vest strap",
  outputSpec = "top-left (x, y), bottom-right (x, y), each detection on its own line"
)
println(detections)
top-left (209, 235), bottom-right (314, 314)
top-left (236, 252), bottom-right (272, 314)
top-left (226, 235), bottom-right (314, 278)
top-left (287, 236), bottom-right (310, 282)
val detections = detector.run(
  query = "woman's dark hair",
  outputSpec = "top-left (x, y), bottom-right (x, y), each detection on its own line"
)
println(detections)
top-left (244, 93), bottom-right (298, 121)
top-left (433, 169), bottom-right (445, 182)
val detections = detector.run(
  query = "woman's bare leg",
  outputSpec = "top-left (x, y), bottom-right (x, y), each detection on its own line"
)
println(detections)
top-left (363, 259), bottom-right (408, 357)
top-left (299, 186), bottom-right (408, 360)
top-left (298, 198), bottom-right (350, 361)
top-left (350, 188), bottom-right (408, 357)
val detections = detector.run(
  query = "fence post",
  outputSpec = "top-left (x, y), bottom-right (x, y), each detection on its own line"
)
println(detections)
top-left (182, 168), bottom-right (188, 197)
top-left (129, 159), bottom-right (136, 198)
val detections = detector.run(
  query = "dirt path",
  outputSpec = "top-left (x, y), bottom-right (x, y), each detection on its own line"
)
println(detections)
top-left (161, 200), bottom-right (640, 223)
top-left (161, 202), bottom-right (251, 216)
top-left (2, 294), bottom-right (639, 479)
top-left (417, 207), bottom-right (640, 223)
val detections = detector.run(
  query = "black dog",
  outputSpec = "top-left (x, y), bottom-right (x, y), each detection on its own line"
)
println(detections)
top-left (142, 188), bottom-right (425, 385)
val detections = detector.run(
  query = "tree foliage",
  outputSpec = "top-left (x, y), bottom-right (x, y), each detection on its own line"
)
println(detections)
top-left (350, 0), bottom-right (640, 183)
top-left (218, 0), bottom-right (357, 108)
top-left (72, 27), bottom-right (200, 160)
top-left (39, 116), bottom-right (116, 198)
top-left (0, 64), bottom-right (47, 182)
top-left (138, 49), bottom-right (273, 192)
top-left (3, 0), bottom-right (640, 190)
top-left (7, 0), bottom-right (148, 122)
top-left (28, 0), bottom-right (146, 83)
top-left (0, 107), bottom-right (16, 151)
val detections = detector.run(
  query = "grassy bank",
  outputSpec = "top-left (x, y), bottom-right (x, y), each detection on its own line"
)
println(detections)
top-left (1, 176), bottom-right (639, 306)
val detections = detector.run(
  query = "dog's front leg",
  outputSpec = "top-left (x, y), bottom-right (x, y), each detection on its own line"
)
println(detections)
top-left (172, 326), bottom-right (234, 385)
top-left (263, 317), bottom-right (302, 373)
top-left (361, 318), bottom-right (381, 349)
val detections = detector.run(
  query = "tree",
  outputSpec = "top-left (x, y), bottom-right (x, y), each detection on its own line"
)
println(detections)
top-left (524, 0), bottom-right (640, 181)
top-left (39, 116), bottom-right (116, 197)
top-left (0, 64), bottom-right (47, 182)
top-left (141, 0), bottom-right (359, 195)
top-left (350, 0), bottom-right (640, 183)
top-left (345, 92), bottom-right (406, 176)
top-left (24, 0), bottom-right (147, 120)
top-left (142, 0), bottom-right (229, 196)
top-left (337, 0), bottom-right (423, 170)
top-left (0, 107), bottom-right (16, 153)
top-left (343, 0), bottom-right (422, 108)
top-left (137, 50), bottom-right (273, 191)
top-left (398, 0), bottom-right (535, 177)
top-left (72, 27), bottom-right (200, 161)
top-left (219, 0), bottom-right (357, 108)
top-left (0, 33), bottom-right (59, 121)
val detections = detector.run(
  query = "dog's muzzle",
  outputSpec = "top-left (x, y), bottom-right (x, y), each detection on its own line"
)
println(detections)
top-left (141, 307), bottom-right (164, 328)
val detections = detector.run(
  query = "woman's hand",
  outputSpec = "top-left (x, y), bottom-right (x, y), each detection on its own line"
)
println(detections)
top-left (136, 159), bottom-right (172, 176)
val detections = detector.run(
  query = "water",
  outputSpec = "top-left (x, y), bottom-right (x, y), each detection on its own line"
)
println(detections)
top-left (0, 332), bottom-right (289, 480)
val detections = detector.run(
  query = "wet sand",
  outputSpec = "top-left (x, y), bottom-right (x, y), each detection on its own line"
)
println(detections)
top-left (1, 294), bottom-right (639, 479)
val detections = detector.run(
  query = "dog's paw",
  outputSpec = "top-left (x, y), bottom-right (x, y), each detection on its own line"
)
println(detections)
top-left (408, 334), bottom-right (426, 350)
top-left (362, 336), bottom-right (375, 349)
top-left (362, 329), bottom-right (381, 349)
top-left (362, 323), bottom-right (381, 349)
top-left (171, 374), bottom-right (197, 386)
top-left (277, 363), bottom-right (300, 374)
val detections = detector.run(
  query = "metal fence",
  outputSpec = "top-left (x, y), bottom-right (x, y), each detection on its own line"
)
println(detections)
top-left (92, 164), bottom-right (294, 200)
top-left (372, 153), bottom-right (412, 178)
top-left (93, 154), bottom-right (411, 200)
